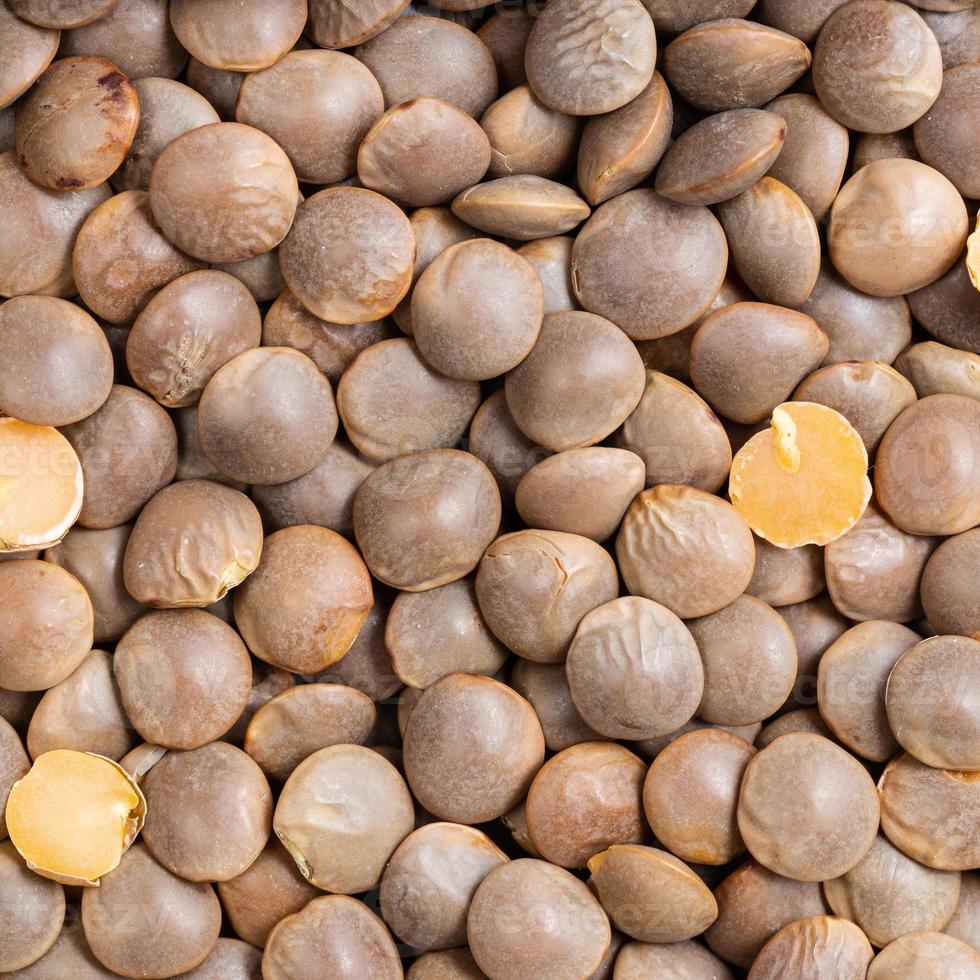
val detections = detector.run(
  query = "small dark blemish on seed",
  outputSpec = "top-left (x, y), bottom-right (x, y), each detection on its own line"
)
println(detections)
top-left (56, 177), bottom-right (84, 189)
top-left (97, 72), bottom-right (126, 91)
top-left (97, 72), bottom-right (131, 102)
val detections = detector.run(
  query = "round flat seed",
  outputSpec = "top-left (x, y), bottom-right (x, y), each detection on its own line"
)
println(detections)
top-left (524, 0), bottom-right (656, 116)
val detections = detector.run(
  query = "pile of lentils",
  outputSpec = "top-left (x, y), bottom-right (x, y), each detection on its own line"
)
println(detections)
top-left (0, 0), bottom-right (978, 977)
